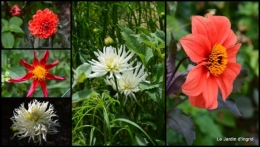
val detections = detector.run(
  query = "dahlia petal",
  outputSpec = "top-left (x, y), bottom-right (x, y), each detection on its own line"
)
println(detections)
top-left (33, 51), bottom-right (40, 66)
top-left (223, 62), bottom-right (241, 81)
top-left (20, 59), bottom-right (34, 71)
top-left (192, 15), bottom-right (217, 47)
top-left (217, 74), bottom-right (233, 101)
top-left (189, 93), bottom-right (206, 108)
top-left (45, 73), bottom-right (66, 80)
top-left (217, 62), bottom-right (241, 101)
top-left (182, 63), bottom-right (208, 96)
top-left (180, 34), bottom-right (211, 62)
top-left (189, 76), bottom-right (218, 110)
top-left (45, 60), bottom-right (59, 70)
top-left (40, 50), bottom-right (49, 65)
top-left (39, 80), bottom-right (48, 97)
top-left (88, 72), bottom-right (107, 78)
top-left (207, 14), bottom-right (231, 46)
top-left (8, 73), bottom-right (33, 82)
top-left (226, 44), bottom-right (241, 62)
top-left (202, 76), bottom-right (218, 109)
top-left (27, 80), bottom-right (39, 97)
top-left (222, 30), bottom-right (237, 48)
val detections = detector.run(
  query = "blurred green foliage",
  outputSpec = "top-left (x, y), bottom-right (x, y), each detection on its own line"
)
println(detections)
top-left (1, 50), bottom-right (71, 97)
top-left (166, 1), bottom-right (258, 145)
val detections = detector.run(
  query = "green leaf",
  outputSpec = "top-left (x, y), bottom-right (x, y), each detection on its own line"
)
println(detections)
top-left (111, 118), bottom-right (155, 145)
top-left (72, 89), bottom-right (99, 103)
top-left (1, 26), bottom-right (10, 33)
top-left (152, 30), bottom-right (165, 43)
top-left (167, 108), bottom-right (195, 145)
top-left (137, 27), bottom-right (151, 37)
top-left (212, 110), bottom-right (236, 127)
top-left (143, 40), bottom-right (157, 49)
top-left (1, 18), bottom-right (9, 26)
top-left (9, 24), bottom-right (24, 34)
top-left (76, 63), bottom-right (92, 78)
top-left (139, 82), bottom-right (159, 90)
top-left (47, 81), bottom-right (70, 89)
top-left (194, 113), bottom-right (222, 138)
top-left (14, 37), bottom-right (22, 48)
top-left (134, 133), bottom-right (149, 145)
top-left (2, 32), bottom-right (14, 48)
top-left (8, 65), bottom-right (28, 84)
top-left (145, 47), bottom-right (153, 64)
top-left (9, 17), bottom-right (23, 26)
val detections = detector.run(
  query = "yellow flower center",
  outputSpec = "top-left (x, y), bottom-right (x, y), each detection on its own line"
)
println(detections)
top-left (27, 111), bottom-right (40, 122)
top-left (33, 66), bottom-right (46, 80)
top-left (105, 56), bottom-right (117, 70)
top-left (206, 44), bottom-right (228, 76)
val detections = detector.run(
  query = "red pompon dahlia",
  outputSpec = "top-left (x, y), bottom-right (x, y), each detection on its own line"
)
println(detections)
top-left (8, 50), bottom-right (66, 97)
top-left (180, 14), bottom-right (241, 110)
top-left (10, 4), bottom-right (21, 16)
top-left (28, 8), bottom-right (59, 39)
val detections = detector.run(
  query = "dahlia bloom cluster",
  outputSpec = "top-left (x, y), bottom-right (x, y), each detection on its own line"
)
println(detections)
top-left (88, 45), bottom-right (149, 104)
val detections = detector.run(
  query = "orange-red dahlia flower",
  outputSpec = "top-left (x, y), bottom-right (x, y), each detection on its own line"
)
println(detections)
top-left (180, 14), bottom-right (241, 110)
top-left (28, 8), bottom-right (59, 39)
top-left (8, 50), bottom-right (66, 97)
top-left (10, 4), bottom-right (21, 16)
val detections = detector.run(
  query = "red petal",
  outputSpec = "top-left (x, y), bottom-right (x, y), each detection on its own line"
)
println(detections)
top-left (20, 59), bottom-right (34, 71)
top-left (217, 74), bottom-right (233, 101)
top-left (40, 50), bottom-right (49, 66)
top-left (202, 75), bottom-right (218, 109)
top-left (222, 30), bottom-right (237, 48)
top-left (189, 76), bottom-right (218, 110)
top-left (191, 15), bottom-right (217, 47)
top-left (27, 80), bottom-right (39, 97)
top-left (226, 44), bottom-right (241, 63)
top-left (45, 60), bottom-right (59, 70)
top-left (46, 73), bottom-right (66, 80)
top-left (182, 63), bottom-right (208, 96)
top-left (189, 93), bottom-right (206, 109)
top-left (222, 62), bottom-right (241, 81)
top-left (180, 34), bottom-right (211, 62)
top-left (39, 80), bottom-right (48, 97)
top-left (33, 51), bottom-right (39, 66)
top-left (217, 62), bottom-right (241, 101)
top-left (207, 14), bottom-right (231, 46)
top-left (8, 73), bottom-right (33, 82)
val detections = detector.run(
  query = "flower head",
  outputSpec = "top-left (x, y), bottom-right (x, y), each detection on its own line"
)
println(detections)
top-left (88, 45), bottom-right (135, 79)
top-left (28, 8), bottom-right (59, 39)
top-left (105, 62), bottom-right (149, 105)
top-left (180, 14), bottom-right (241, 109)
top-left (10, 99), bottom-right (59, 145)
top-left (10, 4), bottom-right (21, 16)
top-left (8, 50), bottom-right (66, 97)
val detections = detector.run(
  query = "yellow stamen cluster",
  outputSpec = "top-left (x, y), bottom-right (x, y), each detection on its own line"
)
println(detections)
top-left (32, 66), bottom-right (46, 80)
top-left (206, 44), bottom-right (228, 76)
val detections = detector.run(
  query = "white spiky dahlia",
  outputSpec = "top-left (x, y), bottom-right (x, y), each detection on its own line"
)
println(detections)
top-left (88, 45), bottom-right (135, 79)
top-left (10, 99), bottom-right (59, 145)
